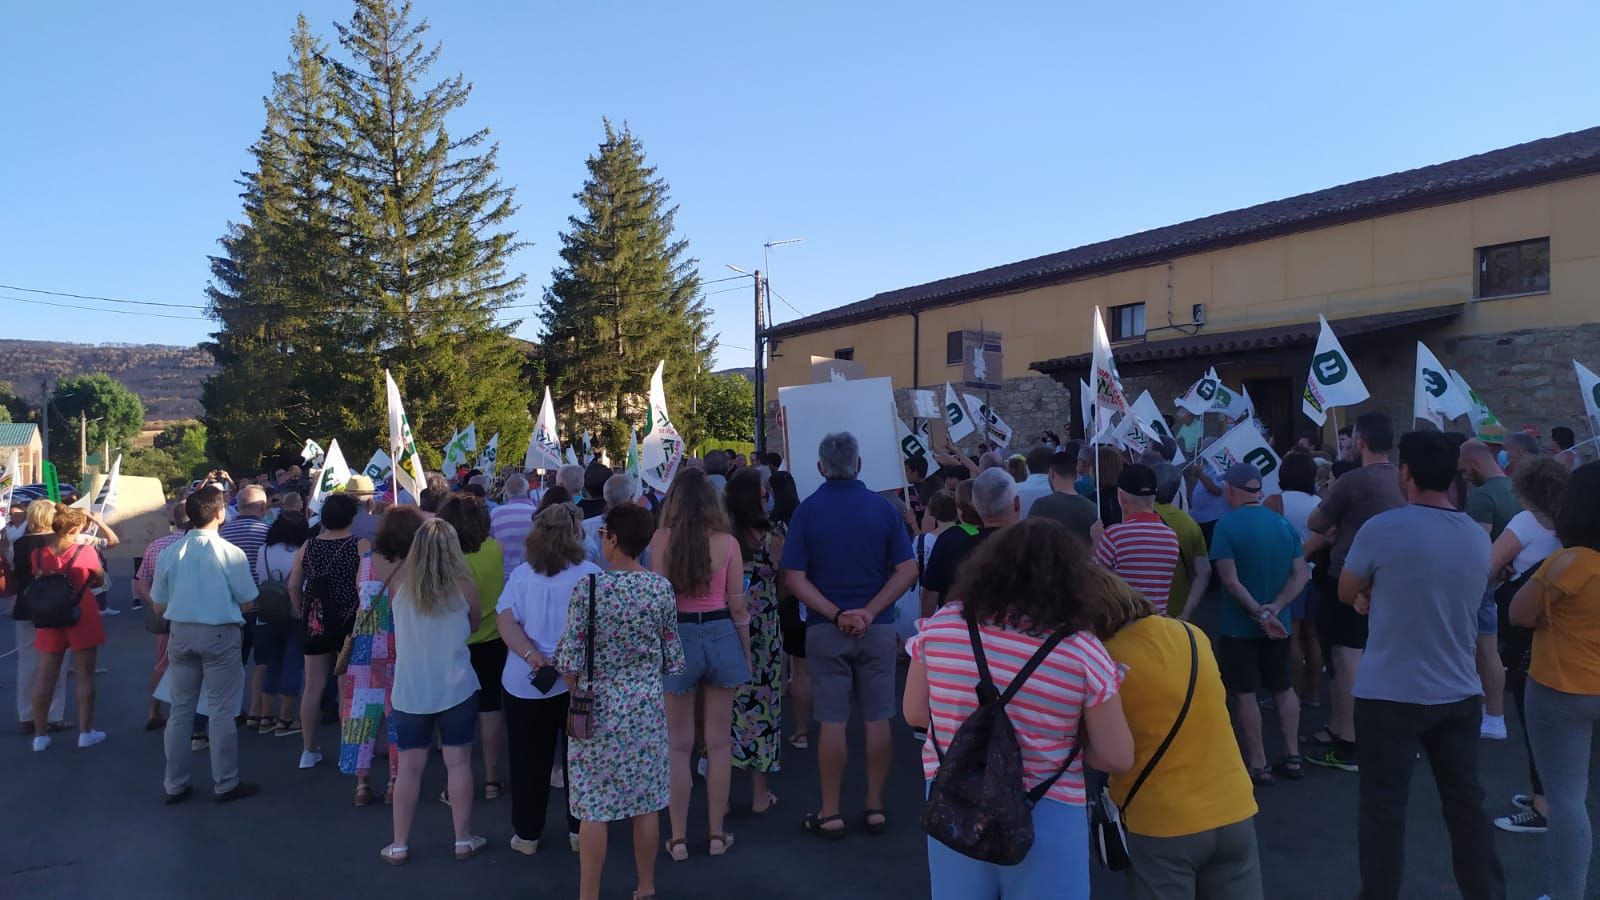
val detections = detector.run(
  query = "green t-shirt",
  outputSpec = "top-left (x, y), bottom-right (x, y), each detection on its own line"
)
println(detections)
top-left (465, 537), bottom-right (505, 644)
top-left (1156, 503), bottom-right (1207, 614)
top-left (1466, 476), bottom-right (1520, 541)
top-left (1209, 505), bottom-right (1302, 638)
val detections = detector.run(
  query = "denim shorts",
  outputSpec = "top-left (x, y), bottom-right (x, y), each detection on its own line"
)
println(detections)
top-left (391, 693), bottom-right (480, 750)
top-left (664, 617), bottom-right (751, 694)
top-left (1477, 587), bottom-right (1498, 636)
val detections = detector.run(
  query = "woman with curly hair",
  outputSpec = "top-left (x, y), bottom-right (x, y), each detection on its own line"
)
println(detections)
top-left (725, 468), bottom-right (786, 814)
top-left (902, 518), bottom-right (1133, 899)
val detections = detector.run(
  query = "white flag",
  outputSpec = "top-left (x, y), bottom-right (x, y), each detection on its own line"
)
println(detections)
top-left (443, 424), bottom-right (478, 471)
top-left (1575, 360), bottom-right (1600, 425)
top-left (1174, 373), bottom-right (1214, 417)
top-left (386, 369), bottom-right (427, 502)
top-left (1450, 369), bottom-right (1503, 433)
top-left (943, 382), bottom-right (975, 442)
top-left (479, 432), bottom-right (499, 473)
top-left (461, 423), bottom-right (478, 453)
top-left (1090, 307), bottom-right (1131, 436)
top-left (91, 454), bottom-right (121, 520)
top-left (441, 428), bottom-right (462, 470)
top-left (1302, 315), bottom-right (1369, 426)
top-left (309, 440), bottom-right (352, 514)
top-left (1415, 342), bottom-right (1473, 428)
top-left (626, 427), bottom-right (641, 478)
top-left (896, 417), bottom-right (931, 462)
top-left (581, 429), bottom-right (593, 456)
top-left (1202, 421), bottom-right (1282, 496)
top-left (299, 438), bottom-right (325, 463)
top-left (564, 445), bottom-right (579, 466)
top-left (525, 387), bottom-right (563, 473)
top-left (1079, 379), bottom-right (1094, 439)
top-left (1210, 372), bottom-right (1250, 421)
top-left (909, 389), bottom-right (941, 419)
top-left (0, 449), bottom-right (16, 511)
top-left (1131, 391), bottom-right (1185, 464)
top-left (641, 360), bottom-right (686, 492)
top-left (362, 449), bottom-right (394, 485)
top-left (963, 394), bottom-right (1014, 448)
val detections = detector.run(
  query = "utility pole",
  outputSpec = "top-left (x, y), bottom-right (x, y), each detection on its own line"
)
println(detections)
top-left (753, 269), bottom-right (766, 455)
top-left (80, 411), bottom-right (87, 478)
top-left (39, 378), bottom-right (50, 464)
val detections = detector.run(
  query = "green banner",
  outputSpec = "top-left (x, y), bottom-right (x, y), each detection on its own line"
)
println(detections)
top-left (43, 460), bottom-right (60, 502)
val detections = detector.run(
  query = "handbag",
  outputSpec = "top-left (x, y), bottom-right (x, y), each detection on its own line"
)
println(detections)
top-left (1092, 620), bottom-right (1199, 871)
top-left (566, 574), bottom-right (598, 740)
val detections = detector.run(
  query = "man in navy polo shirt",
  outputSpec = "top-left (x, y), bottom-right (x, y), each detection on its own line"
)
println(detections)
top-left (783, 432), bottom-right (917, 838)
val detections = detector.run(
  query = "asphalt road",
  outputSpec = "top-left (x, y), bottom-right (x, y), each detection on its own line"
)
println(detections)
top-left (0, 563), bottom-right (1583, 899)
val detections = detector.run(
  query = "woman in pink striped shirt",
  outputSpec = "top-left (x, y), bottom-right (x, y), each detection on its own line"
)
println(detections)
top-left (904, 519), bottom-right (1134, 899)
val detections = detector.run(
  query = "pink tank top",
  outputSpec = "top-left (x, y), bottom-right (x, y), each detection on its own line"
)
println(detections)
top-left (676, 533), bottom-right (739, 613)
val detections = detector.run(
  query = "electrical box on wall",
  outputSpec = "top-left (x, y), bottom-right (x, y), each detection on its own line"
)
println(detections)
top-left (1191, 303), bottom-right (1206, 325)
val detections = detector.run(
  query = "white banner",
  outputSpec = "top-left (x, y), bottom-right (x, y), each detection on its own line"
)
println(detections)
top-left (299, 438), bottom-right (324, 464)
top-left (1414, 342), bottom-right (1473, 429)
top-left (1201, 420), bottom-right (1282, 496)
top-left (310, 440), bottom-right (352, 514)
top-left (1575, 360), bottom-right (1600, 425)
top-left (943, 382), bottom-right (975, 442)
top-left (626, 427), bottom-right (641, 478)
top-left (479, 432), bottom-right (499, 473)
top-left (1079, 379), bottom-right (1094, 438)
top-left (1090, 306), bottom-right (1131, 436)
top-left (963, 394), bottom-right (1014, 448)
top-left (1302, 315), bottom-right (1370, 426)
top-left (0, 449), bottom-right (16, 511)
top-left (386, 369), bottom-right (428, 502)
top-left (641, 360), bottom-right (686, 492)
top-left (362, 449), bottom-right (393, 486)
top-left (91, 454), bottom-right (121, 521)
top-left (909, 389), bottom-right (941, 419)
top-left (525, 387), bottom-right (563, 473)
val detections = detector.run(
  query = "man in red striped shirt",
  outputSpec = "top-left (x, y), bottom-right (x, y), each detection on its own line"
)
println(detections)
top-left (1091, 464), bottom-right (1181, 614)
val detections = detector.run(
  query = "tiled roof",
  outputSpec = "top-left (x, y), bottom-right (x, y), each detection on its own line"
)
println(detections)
top-left (0, 422), bottom-right (39, 447)
top-left (1030, 304), bottom-right (1465, 374)
top-left (766, 127), bottom-right (1600, 339)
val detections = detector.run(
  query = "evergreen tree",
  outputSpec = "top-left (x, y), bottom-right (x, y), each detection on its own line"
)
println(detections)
top-left (540, 121), bottom-right (716, 452)
top-left (326, 0), bottom-right (530, 462)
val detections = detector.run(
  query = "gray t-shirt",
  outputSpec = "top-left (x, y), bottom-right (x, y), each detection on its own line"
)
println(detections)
top-left (1345, 504), bottom-right (1490, 705)
top-left (1314, 461), bottom-right (1404, 575)
top-left (1028, 492), bottom-right (1098, 544)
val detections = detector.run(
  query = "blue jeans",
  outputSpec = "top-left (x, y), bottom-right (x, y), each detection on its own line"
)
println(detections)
top-left (926, 785), bottom-right (1090, 900)
top-left (392, 694), bottom-right (480, 750)
top-left (664, 617), bottom-right (751, 693)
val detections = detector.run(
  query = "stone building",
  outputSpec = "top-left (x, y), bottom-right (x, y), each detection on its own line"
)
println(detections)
top-left (764, 127), bottom-right (1600, 456)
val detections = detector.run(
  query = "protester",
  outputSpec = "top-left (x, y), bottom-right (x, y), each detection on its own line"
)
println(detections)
top-left (1092, 565), bottom-right (1263, 899)
top-left (1460, 438), bottom-right (1519, 739)
top-left (1266, 451), bottom-right (1326, 707)
top-left (921, 469), bottom-right (1020, 610)
top-left (497, 504), bottom-right (598, 854)
top-left (537, 484), bottom-right (574, 512)
top-left (5, 499), bottom-right (26, 545)
top-left (783, 432), bottom-right (917, 839)
top-left (902, 455), bottom-right (930, 524)
top-left (1187, 457), bottom-right (1230, 544)
top-left (649, 468), bottom-right (751, 859)
top-left (1489, 456), bottom-right (1569, 836)
top-left (219, 484), bottom-right (271, 730)
top-left (135, 502), bottom-right (191, 732)
top-left (768, 471), bottom-right (800, 527)
top-left (1153, 462), bottom-right (1212, 622)
top-left (556, 504), bottom-right (684, 900)
top-left (1093, 445), bottom-right (1127, 526)
top-left (27, 505), bottom-right (109, 751)
top-left (1509, 460), bottom-right (1600, 900)
top-left (491, 474), bottom-right (539, 577)
top-left (437, 493), bottom-right (507, 803)
top-left (578, 463), bottom-right (610, 520)
top-left (1211, 462), bottom-right (1310, 784)
top-left (11, 499), bottom-right (67, 734)
top-left (1549, 425), bottom-right (1580, 470)
top-left (151, 488), bottom-right (261, 801)
top-left (1339, 430), bottom-right (1504, 898)
top-left (342, 475), bottom-right (380, 542)
top-left (903, 520), bottom-right (1134, 898)
top-left (382, 518), bottom-right (485, 864)
top-left (582, 473), bottom-right (645, 568)
top-left (1009, 446), bottom-right (1053, 516)
top-left (1005, 454), bottom-right (1029, 484)
top-left (1027, 450), bottom-right (1098, 544)
top-left (1504, 431), bottom-right (1541, 475)
top-left (908, 489), bottom-right (957, 630)
top-left (554, 464), bottom-right (584, 503)
top-left (726, 468), bottom-right (785, 814)
top-left (1305, 413), bottom-right (1403, 772)
top-left (288, 492), bottom-right (368, 769)
top-left (251, 511), bottom-right (307, 736)
top-left (704, 449), bottom-right (731, 492)
top-left (1091, 464), bottom-right (1181, 614)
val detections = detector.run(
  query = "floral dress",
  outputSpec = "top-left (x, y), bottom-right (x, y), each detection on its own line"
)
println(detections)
top-left (339, 555), bottom-right (397, 780)
top-left (555, 569), bottom-right (685, 822)
top-left (733, 524), bottom-right (785, 774)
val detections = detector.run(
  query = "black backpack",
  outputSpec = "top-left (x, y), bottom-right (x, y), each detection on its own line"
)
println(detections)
top-left (922, 617), bottom-right (1076, 866)
top-left (26, 545), bottom-right (88, 630)
top-left (255, 551), bottom-right (293, 625)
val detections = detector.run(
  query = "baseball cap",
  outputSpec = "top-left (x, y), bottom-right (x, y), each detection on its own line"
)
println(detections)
top-left (1117, 464), bottom-right (1158, 497)
top-left (1223, 462), bottom-right (1263, 492)
top-left (344, 474), bottom-right (377, 496)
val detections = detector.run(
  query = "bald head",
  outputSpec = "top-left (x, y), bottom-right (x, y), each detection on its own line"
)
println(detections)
top-left (1459, 439), bottom-right (1502, 485)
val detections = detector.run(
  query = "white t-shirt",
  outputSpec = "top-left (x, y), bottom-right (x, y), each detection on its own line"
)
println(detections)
top-left (391, 586), bottom-right (479, 715)
top-left (1278, 491), bottom-right (1319, 544)
top-left (1505, 510), bottom-right (1560, 580)
top-left (255, 543), bottom-right (298, 584)
top-left (497, 559), bottom-right (602, 700)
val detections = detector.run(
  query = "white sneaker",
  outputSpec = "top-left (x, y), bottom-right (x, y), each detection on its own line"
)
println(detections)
top-left (1480, 715), bottom-right (1508, 740)
top-left (77, 729), bottom-right (106, 749)
top-left (298, 750), bottom-right (323, 769)
top-left (101, 607), bottom-right (121, 616)
top-left (32, 735), bottom-right (51, 752)
top-left (509, 835), bottom-right (538, 856)
top-left (568, 833), bottom-right (580, 853)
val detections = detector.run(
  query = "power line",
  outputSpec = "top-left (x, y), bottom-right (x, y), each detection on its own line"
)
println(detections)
top-left (0, 294), bottom-right (208, 320)
top-left (767, 286), bottom-right (805, 317)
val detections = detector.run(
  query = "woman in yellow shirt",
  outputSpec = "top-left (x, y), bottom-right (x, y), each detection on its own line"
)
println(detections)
top-left (1092, 567), bottom-right (1262, 900)
top-left (437, 494), bottom-right (507, 802)
top-left (1510, 461), bottom-right (1600, 900)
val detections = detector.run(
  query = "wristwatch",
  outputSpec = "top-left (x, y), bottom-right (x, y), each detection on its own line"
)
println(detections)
top-left (1255, 608), bottom-right (1273, 622)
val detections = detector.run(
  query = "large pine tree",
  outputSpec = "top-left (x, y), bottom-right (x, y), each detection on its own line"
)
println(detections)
top-left (326, 0), bottom-right (530, 462)
top-left (540, 121), bottom-right (716, 451)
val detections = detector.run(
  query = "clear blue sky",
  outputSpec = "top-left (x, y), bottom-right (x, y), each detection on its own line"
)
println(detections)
top-left (3, 1), bottom-right (1597, 370)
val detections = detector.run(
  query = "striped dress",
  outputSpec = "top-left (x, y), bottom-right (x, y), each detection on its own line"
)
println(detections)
top-left (1093, 511), bottom-right (1181, 614)
top-left (907, 604), bottom-right (1121, 806)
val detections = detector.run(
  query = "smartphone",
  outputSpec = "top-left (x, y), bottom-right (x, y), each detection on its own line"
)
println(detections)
top-left (530, 665), bottom-right (561, 693)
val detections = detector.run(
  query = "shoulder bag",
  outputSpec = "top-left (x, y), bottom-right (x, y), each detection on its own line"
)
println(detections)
top-left (1092, 620), bottom-right (1198, 871)
top-left (566, 574), bottom-right (598, 740)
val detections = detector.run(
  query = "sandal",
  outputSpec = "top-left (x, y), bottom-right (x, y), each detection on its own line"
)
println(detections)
top-left (379, 844), bottom-right (409, 866)
top-left (245, 715), bottom-right (263, 731)
top-left (483, 780), bottom-right (503, 801)
top-left (862, 809), bottom-right (889, 835)
top-left (708, 832), bottom-right (735, 857)
top-left (802, 812), bottom-right (846, 840)
top-left (273, 718), bottom-right (301, 737)
top-left (665, 838), bottom-right (688, 862)
top-left (788, 733), bottom-right (810, 750)
top-left (753, 791), bottom-right (778, 815)
top-left (354, 785), bottom-right (375, 807)
top-left (1301, 727), bottom-right (1337, 746)
top-left (1278, 755), bottom-right (1305, 781)
top-left (454, 835), bottom-right (487, 860)
top-left (1249, 765), bottom-right (1277, 786)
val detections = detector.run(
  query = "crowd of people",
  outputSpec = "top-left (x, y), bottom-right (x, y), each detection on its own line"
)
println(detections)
top-left (3, 418), bottom-right (1599, 899)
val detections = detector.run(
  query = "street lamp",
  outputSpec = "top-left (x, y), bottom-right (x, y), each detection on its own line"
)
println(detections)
top-left (728, 239), bottom-right (804, 455)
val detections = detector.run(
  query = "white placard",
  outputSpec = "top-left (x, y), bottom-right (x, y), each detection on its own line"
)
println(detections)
top-left (779, 377), bottom-right (905, 500)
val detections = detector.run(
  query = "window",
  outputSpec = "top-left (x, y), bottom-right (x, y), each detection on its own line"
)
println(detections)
top-left (1477, 238), bottom-right (1550, 298)
top-left (1110, 302), bottom-right (1146, 341)
top-left (946, 330), bottom-right (963, 365)
top-left (833, 347), bottom-right (854, 361)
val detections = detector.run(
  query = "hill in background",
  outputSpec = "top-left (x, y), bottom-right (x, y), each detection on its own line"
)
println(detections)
top-left (1, 339), bottom-right (216, 421)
